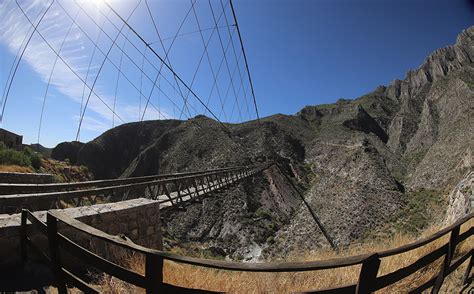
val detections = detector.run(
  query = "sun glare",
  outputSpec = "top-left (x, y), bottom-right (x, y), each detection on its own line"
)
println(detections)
top-left (75, 0), bottom-right (109, 9)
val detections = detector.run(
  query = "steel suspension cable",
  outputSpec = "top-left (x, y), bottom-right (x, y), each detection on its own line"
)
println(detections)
top-left (1, 1), bottom-right (50, 112)
top-left (151, 24), bottom-right (234, 44)
top-left (138, 45), bottom-right (147, 120)
top-left (143, 0), bottom-right (194, 121)
top-left (15, 1), bottom-right (126, 130)
top-left (208, 0), bottom-right (243, 123)
top-left (57, 1), bottom-right (175, 125)
top-left (220, 0), bottom-right (251, 122)
top-left (102, 0), bottom-right (230, 132)
top-left (229, 0), bottom-right (260, 123)
top-left (205, 27), bottom-right (237, 120)
top-left (78, 0), bottom-right (201, 119)
top-left (38, 8), bottom-right (81, 146)
top-left (64, 1), bottom-right (193, 118)
top-left (175, 0), bottom-right (230, 120)
top-left (78, 9), bottom-right (111, 141)
top-left (223, 50), bottom-right (245, 120)
top-left (76, 0), bottom-right (142, 140)
top-left (1, 0), bottom-right (54, 124)
top-left (112, 29), bottom-right (132, 127)
top-left (191, 1), bottom-right (229, 122)
top-left (213, 27), bottom-right (239, 119)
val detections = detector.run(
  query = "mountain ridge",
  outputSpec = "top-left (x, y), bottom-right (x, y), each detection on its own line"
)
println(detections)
top-left (52, 26), bottom-right (474, 259)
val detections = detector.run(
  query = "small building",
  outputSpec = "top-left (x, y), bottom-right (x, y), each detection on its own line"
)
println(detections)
top-left (0, 128), bottom-right (23, 150)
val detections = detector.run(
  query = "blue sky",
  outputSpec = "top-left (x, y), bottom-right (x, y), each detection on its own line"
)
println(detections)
top-left (0, 0), bottom-right (473, 147)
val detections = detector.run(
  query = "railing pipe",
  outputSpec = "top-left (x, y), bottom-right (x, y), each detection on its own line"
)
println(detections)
top-left (20, 209), bottom-right (28, 265)
top-left (356, 253), bottom-right (380, 294)
top-left (47, 213), bottom-right (67, 293)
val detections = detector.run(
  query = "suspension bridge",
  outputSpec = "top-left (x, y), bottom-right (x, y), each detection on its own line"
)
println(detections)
top-left (0, 0), bottom-right (472, 293)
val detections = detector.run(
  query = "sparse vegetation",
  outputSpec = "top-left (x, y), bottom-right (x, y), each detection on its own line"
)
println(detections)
top-left (0, 164), bottom-right (33, 173)
top-left (40, 158), bottom-right (93, 182)
top-left (95, 220), bottom-right (472, 293)
top-left (389, 189), bottom-right (446, 235)
top-left (254, 207), bottom-right (271, 219)
top-left (0, 144), bottom-right (93, 182)
top-left (0, 142), bottom-right (42, 170)
top-left (23, 146), bottom-right (42, 169)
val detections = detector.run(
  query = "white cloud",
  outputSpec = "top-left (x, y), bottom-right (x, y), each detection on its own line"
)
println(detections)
top-left (0, 0), bottom-right (174, 137)
top-left (73, 115), bottom-right (109, 132)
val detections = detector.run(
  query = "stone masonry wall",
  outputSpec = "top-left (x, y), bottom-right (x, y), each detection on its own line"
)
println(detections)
top-left (0, 172), bottom-right (54, 184)
top-left (0, 198), bottom-right (162, 268)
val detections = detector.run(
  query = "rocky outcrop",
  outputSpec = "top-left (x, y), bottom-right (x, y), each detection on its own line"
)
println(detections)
top-left (77, 120), bottom-right (182, 179)
top-left (384, 26), bottom-right (474, 158)
top-left (444, 172), bottom-right (473, 225)
top-left (51, 141), bottom-right (84, 164)
top-left (342, 105), bottom-right (388, 143)
top-left (27, 143), bottom-right (52, 157)
top-left (161, 165), bottom-right (302, 260)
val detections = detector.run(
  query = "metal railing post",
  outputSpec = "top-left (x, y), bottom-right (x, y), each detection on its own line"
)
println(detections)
top-left (185, 179), bottom-right (193, 199)
top-left (193, 178), bottom-right (201, 196)
top-left (20, 209), bottom-right (28, 266)
top-left (145, 253), bottom-right (164, 293)
top-left (356, 253), bottom-right (380, 294)
top-left (432, 225), bottom-right (460, 294)
top-left (206, 175), bottom-right (213, 190)
top-left (47, 213), bottom-right (67, 294)
top-left (218, 174), bottom-right (224, 188)
top-left (209, 174), bottom-right (216, 190)
top-left (174, 180), bottom-right (184, 204)
top-left (462, 250), bottom-right (473, 286)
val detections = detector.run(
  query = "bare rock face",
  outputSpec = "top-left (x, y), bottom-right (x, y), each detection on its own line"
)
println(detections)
top-left (266, 136), bottom-right (404, 256)
top-left (444, 172), bottom-right (473, 225)
top-left (342, 105), bottom-right (388, 143)
top-left (385, 26), bottom-right (474, 158)
top-left (405, 71), bottom-right (474, 190)
top-left (161, 165), bottom-right (302, 260)
top-left (51, 141), bottom-right (84, 164)
top-left (76, 120), bottom-right (182, 179)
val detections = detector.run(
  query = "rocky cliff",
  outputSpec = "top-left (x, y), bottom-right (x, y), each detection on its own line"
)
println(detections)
top-left (55, 26), bottom-right (474, 260)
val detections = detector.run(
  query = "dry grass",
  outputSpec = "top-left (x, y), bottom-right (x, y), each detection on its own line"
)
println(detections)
top-left (40, 158), bottom-right (93, 182)
top-left (0, 164), bottom-right (33, 173)
top-left (95, 219), bottom-right (472, 293)
top-left (0, 159), bottom-right (93, 183)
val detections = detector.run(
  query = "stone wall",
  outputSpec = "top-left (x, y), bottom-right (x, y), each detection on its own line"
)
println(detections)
top-left (0, 128), bottom-right (23, 149)
top-left (0, 172), bottom-right (54, 184)
top-left (0, 198), bottom-right (162, 268)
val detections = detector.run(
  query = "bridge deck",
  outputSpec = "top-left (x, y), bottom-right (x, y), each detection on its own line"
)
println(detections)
top-left (0, 164), bottom-right (268, 214)
top-left (0, 165), bottom-right (257, 229)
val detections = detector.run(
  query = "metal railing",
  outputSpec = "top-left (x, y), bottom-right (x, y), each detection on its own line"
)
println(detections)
top-left (0, 166), bottom-right (242, 195)
top-left (1, 164), bottom-right (268, 213)
top-left (21, 209), bottom-right (473, 293)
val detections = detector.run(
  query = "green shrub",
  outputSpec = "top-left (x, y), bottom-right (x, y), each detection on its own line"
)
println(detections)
top-left (255, 207), bottom-right (271, 219)
top-left (23, 147), bottom-right (42, 169)
top-left (389, 189), bottom-right (444, 235)
top-left (266, 236), bottom-right (275, 244)
top-left (0, 144), bottom-right (42, 169)
top-left (0, 147), bottom-right (31, 166)
top-left (30, 153), bottom-right (42, 169)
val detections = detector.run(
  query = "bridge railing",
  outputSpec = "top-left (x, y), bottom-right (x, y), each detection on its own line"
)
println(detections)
top-left (21, 208), bottom-right (473, 293)
top-left (0, 166), bottom-right (245, 195)
top-left (1, 164), bottom-right (269, 213)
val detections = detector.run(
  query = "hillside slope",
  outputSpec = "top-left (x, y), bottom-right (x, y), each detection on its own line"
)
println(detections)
top-left (54, 26), bottom-right (474, 259)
